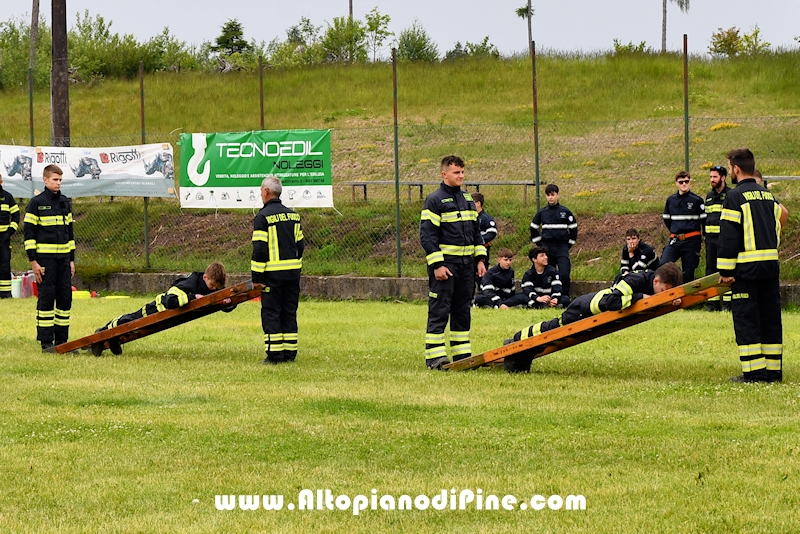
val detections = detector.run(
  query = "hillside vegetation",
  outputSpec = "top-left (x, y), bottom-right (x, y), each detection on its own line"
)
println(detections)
top-left (1, 53), bottom-right (799, 280)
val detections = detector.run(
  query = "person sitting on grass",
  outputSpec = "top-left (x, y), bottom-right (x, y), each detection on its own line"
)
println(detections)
top-left (94, 262), bottom-right (230, 354)
top-left (506, 262), bottom-right (684, 344)
top-left (474, 248), bottom-right (529, 309)
top-left (520, 246), bottom-right (568, 309)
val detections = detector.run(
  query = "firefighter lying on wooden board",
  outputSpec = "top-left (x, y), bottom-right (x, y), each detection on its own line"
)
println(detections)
top-left (94, 262), bottom-right (232, 354)
top-left (505, 262), bottom-right (684, 345)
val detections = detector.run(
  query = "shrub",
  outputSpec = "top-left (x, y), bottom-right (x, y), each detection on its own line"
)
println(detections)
top-left (396, 20), bottom-right (438, 62)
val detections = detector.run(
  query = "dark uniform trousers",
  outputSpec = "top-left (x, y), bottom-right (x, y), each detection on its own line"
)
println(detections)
top-left (660, 235), bottom-right (701, 284)
top-left (101, 302), bottom-right (159, 330)
top-left (731, 277), bottom-right (782, 382)
top-left (426, 260), bottom-right (474, 362)
top-left (0, 239), bottom-right (11, 296)
top-left (261, 272), bottom-right (301, 362)
top-left (511, 291), bottom-right (598, 342)
top-left (36, 257), bottom-right (73, 345)
top-left (542, 242), bottom-right (571, 297)
top-left (704, 236), bottom-right (732, 309)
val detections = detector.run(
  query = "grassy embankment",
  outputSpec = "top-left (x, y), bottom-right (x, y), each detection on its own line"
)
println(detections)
top-left (1, 52), bottom-right (799, 279)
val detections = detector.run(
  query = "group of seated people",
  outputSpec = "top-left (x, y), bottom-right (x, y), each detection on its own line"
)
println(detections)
top-left (475, 228), bottom-right (658, 310)
top-left (474, 247), bottom-right (571, 310)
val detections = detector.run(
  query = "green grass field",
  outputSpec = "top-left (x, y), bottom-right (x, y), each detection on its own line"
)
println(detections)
top-left (2, 297), bottom-right (799, 532)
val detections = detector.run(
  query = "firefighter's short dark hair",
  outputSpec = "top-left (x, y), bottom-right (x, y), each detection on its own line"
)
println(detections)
top-left (205, 262), bottom-right (227, 288)
top-left (654, 262), bottom-right (683, 288)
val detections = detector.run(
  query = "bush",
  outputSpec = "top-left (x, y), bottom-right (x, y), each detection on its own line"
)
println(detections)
top-left (320, 16), bottom-right (368, 63)
top-left (612, 39), bottom-right (650, 56)
top-left (396, 20), bottom-right (438, 62)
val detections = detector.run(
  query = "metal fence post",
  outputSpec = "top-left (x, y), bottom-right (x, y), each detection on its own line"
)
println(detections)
top-left (140, 61), bottom-right (150, 269)
top-left (392, 48), bottom-right (402, 278)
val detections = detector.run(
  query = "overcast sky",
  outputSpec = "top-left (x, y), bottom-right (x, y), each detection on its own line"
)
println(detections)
top-left (2, 1), bottom-right (798, 57)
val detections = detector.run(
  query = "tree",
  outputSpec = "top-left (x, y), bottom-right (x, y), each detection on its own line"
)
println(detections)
top-left (661, 0), bottom-right (690, 53)
top-left (709, 25), bottom-right (770, 58)
top-left (364, 7), bottom-right (392, 62)
top-left (212, 19), bottom-right (252, 56)
top-left (396, 20), bottom-right (438, 62)
top-left (266, 17), bottom-right (324, 67)
top-left (320, 16), bottom-right (367, 63)
top-left (741, 25), bottom-right (770, 55)
top-left (516, 3), bottom-right (534, 55)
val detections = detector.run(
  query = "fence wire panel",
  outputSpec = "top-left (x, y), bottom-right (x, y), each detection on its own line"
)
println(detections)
top-left (5, 117), bottom-right (798, 279)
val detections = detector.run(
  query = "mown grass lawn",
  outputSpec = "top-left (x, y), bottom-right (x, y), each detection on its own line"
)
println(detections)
top-left (2, 297), bottom-right (799, 532)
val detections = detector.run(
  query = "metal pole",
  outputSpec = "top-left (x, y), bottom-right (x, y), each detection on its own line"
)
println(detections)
top-left (392, 48), bottom-right (402, 278)
top-left (683, 34), bottom-right (690, 172)
top-left (140, 61), bottom-right (150, 269)
top-left (28, 68), bottom-right (35, 146)
top-left (259, 55), bottom-right (265, 130)
top-left (532, 41), bottom-right (541, 211)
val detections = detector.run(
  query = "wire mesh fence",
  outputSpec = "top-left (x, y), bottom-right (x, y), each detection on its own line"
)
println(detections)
top-left (5, 115), bottom-right (799, 279)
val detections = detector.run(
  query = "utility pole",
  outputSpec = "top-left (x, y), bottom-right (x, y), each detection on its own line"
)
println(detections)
top-left (526, 0), bottom-right (532, 57)
top-left (349, 0), bottom-right (353, 19)
top-left (51, 0), bottom-right (70, 146)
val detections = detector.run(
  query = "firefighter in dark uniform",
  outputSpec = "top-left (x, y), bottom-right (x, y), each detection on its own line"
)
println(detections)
top-left (703, 165), bottom-right (732, 311)
top-left (94, 263), bottom-right (229, 355)
top-left (24, 165), bottom-right (75, 351)
top-left (473, 192), bottom-right (497, 296)
top-left (618, 228), bottom-right (659, 278)
top-left (718, 148), bottom-right (787, 383)
top-left (421, 156), bottom-right (487, 370)
top-left (504, 263), bottom-right (684, 372)
top-left (520, 246), bottom-right (565, 309)
top-left (474, 248), bottom-right (528, 308)
top-left (530, 183), bottom-right (577, 298)
top-left (660, 170), bottom-right (706, 284)
top-left (252, 176), bottom-right (304, 365)
top-left (0, 173), bottom-right (20, 298)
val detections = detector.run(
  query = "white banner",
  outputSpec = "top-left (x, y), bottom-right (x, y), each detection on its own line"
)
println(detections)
top-left (0, 143), bottom-right (176, 198)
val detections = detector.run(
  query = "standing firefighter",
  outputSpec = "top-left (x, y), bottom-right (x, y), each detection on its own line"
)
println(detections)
top-left (420, 156), bottom-right (487, 370)
top-left (703, 165), bottom-right (732, 311)
top-left (718, 148), bottom-right (788, 383)
top-left (24, 165), bottom-right (75, 351)
top-left (251, 176), bottom-right (304, 365)
top-left (660, 171), bottom-right (706, 284)
top-left (0, 173), bottom-right (20, 298)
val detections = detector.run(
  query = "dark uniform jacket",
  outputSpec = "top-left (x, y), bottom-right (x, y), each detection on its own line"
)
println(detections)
top-left (477, 210), bottom-right (498, 260)
top-left (0, 185), bottom-right (20, 242)
top-left (520, 265), bottom-right (562, 303)
top-left (703, 185), bottom-right (731, 238)
top-left (530, 203), bottom-right (577, 247)
top-left (23, 187), bottom-right (75, 261)
top-left (251, 198), bottom-right (304, 284)
top-left (420, 182), bottom-right (486, 269)
top-left (619, 241), bottom-right (659, 275)
top-left (717, 178), bottom-right (781, 280)
top-left (157, 272), bottom-right (216, 311)
top-left (479, 265), bottom-right (515, 304)
top-left (662, 190), bottom-right (706, 235)
top-left (590, 270), bottom-right (660, 315)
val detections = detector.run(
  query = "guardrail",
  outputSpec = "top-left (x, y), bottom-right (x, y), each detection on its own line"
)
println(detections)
top-left (342, 180), bottom-right (538, 204)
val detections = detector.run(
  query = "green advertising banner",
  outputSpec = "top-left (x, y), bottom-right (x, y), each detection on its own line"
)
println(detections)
top-left (179, 129), bottom-right (332, 208)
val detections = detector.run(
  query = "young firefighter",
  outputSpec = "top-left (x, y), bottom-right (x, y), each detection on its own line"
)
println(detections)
top-left (506, 262), bottom-right (683, 343)
top-left (619, 228), bottom-right (659, 278)
top-left (94, 262), bottom-right (229, 355)
top-left (0, 173), bottom-right (20, 298)
top-left (520, 246), bottom-right (565, 309)
top-left (474, 248), bottom-right (528, 309)
top-left (24, 165), bottom-right (75, 351)
top-left (660, 171), bottom-right (706, 284)
top-left (530, 183), bottom-right (577, 298)
top-left (420, 156), bottom-right (486, 370)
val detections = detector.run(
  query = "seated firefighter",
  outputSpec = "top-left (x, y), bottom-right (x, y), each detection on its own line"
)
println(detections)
top-left (520, 246), bottom-right (569, 309)
top-left (94, 262), bottom-right (230, 354)
top-left (503, 262), bottom-right (684, 371)
top-left (619, 228), bottom-right (659, 277)
top-left (474, 248), bottom-right (529, 309)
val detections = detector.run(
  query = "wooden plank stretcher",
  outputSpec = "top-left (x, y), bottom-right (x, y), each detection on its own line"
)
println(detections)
top-left (444, 273), bottom-right (730, 372)
top-left (49, 281), bottom-right (264, 356)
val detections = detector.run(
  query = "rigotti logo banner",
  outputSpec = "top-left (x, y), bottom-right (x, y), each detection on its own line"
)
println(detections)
top-left (178, 129), bottom-right (333, 209)
top-left (0, 143), bottom-right (175, 199)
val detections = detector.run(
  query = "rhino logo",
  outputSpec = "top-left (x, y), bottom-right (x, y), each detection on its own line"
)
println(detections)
top-left (5, 155), bottom-right (33, 181)
top-left (70, 157), bottom-right (102, 179)
top-left (144, 152), bottom-right (174, 180)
